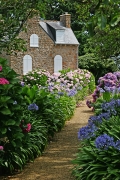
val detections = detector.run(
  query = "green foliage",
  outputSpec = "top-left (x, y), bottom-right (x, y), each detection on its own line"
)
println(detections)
top-left (72, 143), bottom-right (120, 180)
top-left (71, 0), bottom-right (120, 32)
top-left (0, 57), bottom-right (94, 174)
top-left (72, 114), bottom-right (120, 179)
top-left (85, 27), bottom-right (120, 59)
top-left (59, 68), bottom-right (71, 75)
top-left (78, 53), bottom-right (118, 83)
top-left (0, 0), bottom-right (48, 53)
top-left (0, 57), bottom-right (29, 173)
top-left (72, 89), bottom-right (120, 179)
top-left (36, 89), bottom-right (76, 137)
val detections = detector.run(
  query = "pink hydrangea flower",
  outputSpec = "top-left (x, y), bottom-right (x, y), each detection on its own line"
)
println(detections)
top-left (20, 121), bottom-right (31, 133)
top-left (0, 66), bottom-right (2, 71)
top-left (24, 123), bottom-right (31, 133)
top-left (0, 146), bottom-right (4, 150)
top-left (0, 78), bottom-right (9, 84)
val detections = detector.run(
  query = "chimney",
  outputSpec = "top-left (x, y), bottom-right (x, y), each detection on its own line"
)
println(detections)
top-left (60, 12), bottom-right (71, 28)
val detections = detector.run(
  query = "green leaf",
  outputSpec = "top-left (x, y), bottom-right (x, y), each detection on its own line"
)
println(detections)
top-left (24, 95), bottom-right (31, 104)
top-left (98, 14), bottom-right (107, 29)
top-left (13, 132), bottom-right (24, 139)
top-left (27, 88), bottom-right (36, 100)
top-left (0, 108), bottom-right (11, 115)
top-left (110, 16), bottom-right (120, 27)
top-left (5, 161), bottom-right (8, 167)
top-left (103, 91), bottom-right (110, 101)
top-left (0, 127), bottom-right (7, 134)
top-left (5, 120), bottom-right (16, 125)
top-left (0, 96), bottom-right (11, 103)
top-left (103, 0), bottom-right (109, 4)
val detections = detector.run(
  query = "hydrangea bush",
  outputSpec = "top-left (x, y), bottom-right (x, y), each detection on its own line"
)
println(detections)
top-left (23, 68), bottom-right (95, 103)
top-left (86, 72), bottom-right (120, 110)
top-left (0, 57), bottom-right (30, 173)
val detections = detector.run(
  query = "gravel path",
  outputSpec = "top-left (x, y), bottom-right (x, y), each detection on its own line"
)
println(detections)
top-left (1, 97), bottom-right (93, 180)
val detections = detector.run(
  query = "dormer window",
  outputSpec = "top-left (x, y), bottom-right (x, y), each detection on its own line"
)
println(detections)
top-left (30, 34), bottom-right (39, 47)
top-left (56, 30), bottom-right (65, 43)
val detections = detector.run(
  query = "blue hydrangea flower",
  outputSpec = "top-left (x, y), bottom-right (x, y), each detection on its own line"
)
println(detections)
top-left (28, 103), bottom-right (39, 111)
top-left (78, 124), bottom-right (98, 140)
top-left (88, 112), bottom-right (110, 126)
top-left (77, 86), bottom-right (82, 91)
top-left (58, 92), bottom-right (64, 96)
top-left (115, 99), bottom-right (120, 106)
top-left (88, 115), bottom-right (98, 125)
top-left (13, 101), bottom-right (17, 105)
top-left (114, 140), bottom-right (120, 151)
top-left (102, 100), bottom-right (117, 115)
top-left (95, 134), bottom-right (115, 150)
top-left (67, 89), bottom-right (77, 96)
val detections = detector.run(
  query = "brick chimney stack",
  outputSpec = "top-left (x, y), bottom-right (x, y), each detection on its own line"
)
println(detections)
top-left (60, 12), bottom-right (71, 28)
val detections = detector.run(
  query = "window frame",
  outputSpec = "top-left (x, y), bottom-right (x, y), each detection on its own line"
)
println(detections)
top-left (23, 55), bottom-right (32, 75)
top-left (54, 55), bottom-right (62, 73)
top-left (30, 34), bottom-right (39, 47)
top-left (56, 30), bottom-right (65, 43)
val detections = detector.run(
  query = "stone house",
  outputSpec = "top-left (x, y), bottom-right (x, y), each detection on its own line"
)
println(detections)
top-left (3, 13), bottom-right (79, 75)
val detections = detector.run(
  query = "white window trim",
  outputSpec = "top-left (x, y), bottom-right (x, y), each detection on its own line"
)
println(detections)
top-left (56, 30), bottom-right (65, 43)
top-left (23, 55), bottom-right (32, 75)
top-left (54, 55), bottom-right (62, 73)
top-left (30, 34), bottom-right (39, 47)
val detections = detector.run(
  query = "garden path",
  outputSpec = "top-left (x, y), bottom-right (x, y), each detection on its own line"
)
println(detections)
top-left (2, 96), bottom-right (93, 180)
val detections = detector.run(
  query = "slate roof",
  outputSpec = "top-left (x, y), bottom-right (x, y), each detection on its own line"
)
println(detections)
top-left (39, 21), bottom-right (79, 45)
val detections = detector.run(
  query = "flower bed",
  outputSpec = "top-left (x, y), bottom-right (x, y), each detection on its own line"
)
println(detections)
top-left (72, 71), bottom-right (120, 180)
top-left (0, 57), bottom-right (95, 175)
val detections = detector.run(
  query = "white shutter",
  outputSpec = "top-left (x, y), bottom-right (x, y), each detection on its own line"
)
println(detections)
top-left (30, 34), bottom-right (39, 47)
top-left (54, 55), bottom-right (62, 73)
top-left (23, 55), bottom-right (32, 75)
top-left (56, 30), bottom-right (65, 42)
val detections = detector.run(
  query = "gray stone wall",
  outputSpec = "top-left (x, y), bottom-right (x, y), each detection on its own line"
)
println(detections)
top-left (10, 16), bottom-right (78, 75)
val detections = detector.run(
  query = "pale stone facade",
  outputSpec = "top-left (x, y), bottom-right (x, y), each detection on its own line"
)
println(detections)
top-left (5, 14), bottom-right (79, 75)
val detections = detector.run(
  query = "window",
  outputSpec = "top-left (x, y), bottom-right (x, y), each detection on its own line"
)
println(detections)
top-left (54, 55), bottom-right (62, 73)
top-left (30, 34), bottom-right (39, 47)
top-left (23, 55), bottom-right (32, 75)
top-left (56, 30), bottom-right (65, 42)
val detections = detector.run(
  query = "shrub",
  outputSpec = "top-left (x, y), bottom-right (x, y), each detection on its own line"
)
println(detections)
top-left (0, 57), bottom-right (29, 173)
top-left (86, 71), bottom-right (120, 111)
top-left (23, 68), bottom-right (95, 102)
top-left (73, 92), bottom-right (120, 179)
top-left (78, 53), bottom-right (118, 83)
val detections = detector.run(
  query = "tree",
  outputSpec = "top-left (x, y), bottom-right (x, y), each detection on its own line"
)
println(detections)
top-left (68, 0), bottom-right (120, 33)
top-left (0, 0), bottom-right (48, 53)
top-left (85, 26), bottom-right (120, 59)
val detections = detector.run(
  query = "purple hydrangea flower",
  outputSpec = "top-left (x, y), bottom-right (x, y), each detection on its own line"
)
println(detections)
top-left (21, 81), bottom-right (25, 86)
